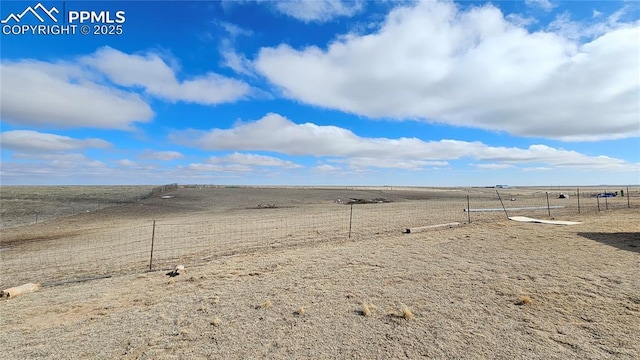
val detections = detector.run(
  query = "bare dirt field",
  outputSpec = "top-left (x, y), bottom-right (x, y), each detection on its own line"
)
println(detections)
top-left (1, 186), bottom-right (639, 359)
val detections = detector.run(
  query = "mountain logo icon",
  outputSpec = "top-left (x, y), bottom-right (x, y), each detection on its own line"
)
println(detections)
top-left (1, 3), bottom-right (59, 24)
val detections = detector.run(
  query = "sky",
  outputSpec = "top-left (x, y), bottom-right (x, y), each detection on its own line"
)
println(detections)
top-left (0, 0), bottom-right (638, 186)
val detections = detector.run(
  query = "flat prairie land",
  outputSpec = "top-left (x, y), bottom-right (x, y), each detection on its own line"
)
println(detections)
top-left (0, 185), bottom-right (155, 229)
top-left (0, 186), bottom-right (639, 359)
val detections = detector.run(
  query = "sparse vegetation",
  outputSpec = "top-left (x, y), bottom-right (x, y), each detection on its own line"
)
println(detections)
top-left (361, 303), bottom-right (372, 316)
top-left (361, 302), bottom-right (377, 316)
top-left (0, 187), bottom-right (637, 358)
top-left (294, 306), bottom-right (306, 316)
top-left (210, 317), bottom-right (222, 327)
top-left (401, 305), bottom-right (414, 320)
top-left (0, 185), bottom-right (155, 229)
top-left (516, 295), bottom-right (533, 306)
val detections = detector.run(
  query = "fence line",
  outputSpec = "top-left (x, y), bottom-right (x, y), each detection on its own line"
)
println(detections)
top-left (1, 188), bottom-right (637, 289)
top-left (0, 183), bottom-right (179, 230)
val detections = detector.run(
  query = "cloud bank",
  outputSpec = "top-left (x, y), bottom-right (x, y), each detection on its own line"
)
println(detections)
top-left (255, 1), bottom-right (639, 141)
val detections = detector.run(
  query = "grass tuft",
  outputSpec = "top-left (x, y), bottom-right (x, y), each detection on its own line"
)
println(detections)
top-left (257, 300), bottom-right (273, 309)
top-left (401, 305), bottom-right (414, 320)
top-left (210, 317), bottom-right (222, 327)
top-left (516, 295), bottom-right (533, 306)
top-left (361, 302), bottom-right (377, 317)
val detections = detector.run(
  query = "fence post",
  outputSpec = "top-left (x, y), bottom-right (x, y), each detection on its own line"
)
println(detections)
top-left (605, 191), bottom-right (609, 210)
top-left (577, 188), bottom-right (580, 214)
top-left (628, 186), bottom-right (631, 209)
top-left (466, 195), bottom-right (471, 224)
top-left (496, 190), bottom-right (509, 219)
top-left (149, 220), bottom-right (156, 270)
top-left (348, 204), bottom-right (353, 239)
top-left (597, 195), bottom-right (601, 212)
top-left (545, 192), bottom-right (551, 217)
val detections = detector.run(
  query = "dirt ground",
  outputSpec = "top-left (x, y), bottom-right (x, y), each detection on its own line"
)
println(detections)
top-left (0, 186), bottom-right (639, 359)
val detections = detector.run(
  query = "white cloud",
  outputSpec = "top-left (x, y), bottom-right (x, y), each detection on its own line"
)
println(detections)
top-left (112, 159), bottom-right (159, 172)
top-left (141, 150), bottom-right (184, 161)
top-left (12, 153), bottom-right (88, 161)
top-left (172, 113), bottom-right (471, 160)
top-left (254, 1), bottom-right (640, 141)
top-left (273, 0), bottom-right (364, 23)
top-left (0, 130), bottom-right (111, 153)
top-left (217, 21), bottom-right (256, 76)
top-left (475, 144), bottom-right (635, 171)
top-left (2, 46), bottom-right (252, 130)
top-left (505, 13), bottom-right (537, 27)
top-left (0, 157), bottom-right (109, 179)
top-left (525, 0), bottom-right (556, 11)
top-left (7, 152), bottom-right (109, 175)
top-left (332, 157), bottom-right (449, 170)
top-left (116, 159), bottom-right (137, 167)
top-left (0, 61), bottom-right (153, 130)
top-left (209, 152), bottom-right (302, 168)
top-left (312, 163), bottom-right (341, 173)
top-left (171, 113), bottom-right (639, 172)
top-left (220, 48), bottom-right (254, 76)
top-left (523, 167), bottom-right (553, 172)
top-left (219, 21), bottom-right (253, 37)
top-left (81, 46), bottom-right (251, 105)
top-left (184, 163), bottom-right (252, 173)
top-left (474, 163), bottom-right (515, 170)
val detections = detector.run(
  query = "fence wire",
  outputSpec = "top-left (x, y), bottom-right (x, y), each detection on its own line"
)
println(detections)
top-left (1, 188), bottom-right (637, 289)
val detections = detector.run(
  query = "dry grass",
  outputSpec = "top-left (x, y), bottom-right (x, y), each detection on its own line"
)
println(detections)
top-left (210, 317), bottom-right (222, 327)
top-left (361, 302), bottom-right (377, 316)
top-left (516, 295), bottom-right (533, 306)
top-left (0, 185), bottom-right (155, 229)
top-left (361, 303), bottom-right (372, 317)
top-left (0, 187), bottom-right (638, 359)
top-left (401, 305), bottom-right (414, 320)
top-left (294, 306), bottom-right (306, 316)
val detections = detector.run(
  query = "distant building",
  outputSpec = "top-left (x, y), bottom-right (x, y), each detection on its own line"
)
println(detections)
top-left (495, 185), bottom-right (510, 189)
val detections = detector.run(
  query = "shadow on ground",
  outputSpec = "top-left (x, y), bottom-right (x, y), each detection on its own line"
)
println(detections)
top-left (578, 232), bottom-right (640, 254)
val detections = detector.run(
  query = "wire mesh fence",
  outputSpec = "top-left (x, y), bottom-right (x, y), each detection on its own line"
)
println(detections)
top-left (1, 187), bottom-right (637, 289)
top-left (1, 224), bottom-right (152, 288)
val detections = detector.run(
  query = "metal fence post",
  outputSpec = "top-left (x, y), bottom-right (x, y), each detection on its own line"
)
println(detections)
top-left (149, 220), bottom-right (156, 270)
top-left (546, 192), bottom-right (551, 217)
top-left (466, 195), bottom-right (471, 224)
top-left (348, 204), bottom-right (353, 239)
top-left (496, 190), bottom-right (509, 219)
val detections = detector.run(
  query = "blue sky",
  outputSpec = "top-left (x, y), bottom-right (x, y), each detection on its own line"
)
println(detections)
top-left (0, 0), bottom-right (638, 186)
